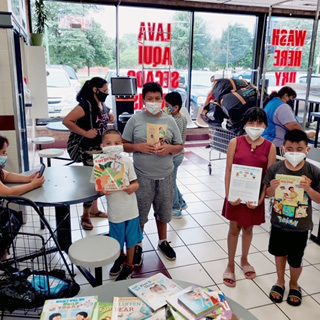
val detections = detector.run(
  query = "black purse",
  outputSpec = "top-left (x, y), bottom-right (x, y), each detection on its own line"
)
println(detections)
top-left (67, 101), bottom-right (93, 162)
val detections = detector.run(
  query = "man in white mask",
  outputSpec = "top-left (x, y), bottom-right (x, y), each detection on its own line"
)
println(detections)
top-left (264, 129), bottom-right (320, 307)
top-left (122, 82), bottom-right (183, 266)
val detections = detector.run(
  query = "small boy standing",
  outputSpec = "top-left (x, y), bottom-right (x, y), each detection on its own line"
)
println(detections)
top-left (263, 129), bottom-right (320, 306)
top-left (97, 129), bottom-right (143, 281)
top-left (165, 92), bottom-right (188, 218)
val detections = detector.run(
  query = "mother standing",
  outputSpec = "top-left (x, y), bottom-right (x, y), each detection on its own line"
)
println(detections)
top-left (63, 77), bottom-right (114, 230)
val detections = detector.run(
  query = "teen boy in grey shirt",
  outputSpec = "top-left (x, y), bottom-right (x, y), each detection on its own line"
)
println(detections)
top-left (122, 82), bottom-right (183, 265)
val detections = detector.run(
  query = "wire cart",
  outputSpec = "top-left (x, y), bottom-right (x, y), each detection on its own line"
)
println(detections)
top-left (208, 126), bottom-right (238, 175)
top-left (0, 196), bottom-right (79, 319)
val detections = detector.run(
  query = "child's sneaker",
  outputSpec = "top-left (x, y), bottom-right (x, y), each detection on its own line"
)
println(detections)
top-left (172, 209), bottom-right (182, 219)
top-left (158, 241), bottom-right (176, 260)
top-left (180, 203), bottom-right (188, 211)
top-left (109, 255), bottom-right (127, 276)
top-left (115, 263), bottom-right (134, 281)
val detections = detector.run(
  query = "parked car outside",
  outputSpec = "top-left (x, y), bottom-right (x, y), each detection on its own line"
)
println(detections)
top-left (232, 69), bottom-right (253, 82)
top-left (46, 66), bottom-right (78, 117)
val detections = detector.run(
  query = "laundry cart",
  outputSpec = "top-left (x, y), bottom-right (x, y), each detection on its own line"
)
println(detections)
top-left (208, 126), bottom-right (238, 175)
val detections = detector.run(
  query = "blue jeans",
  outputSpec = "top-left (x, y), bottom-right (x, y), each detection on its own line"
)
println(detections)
top-left (172, 153), bottom-right (186, 210)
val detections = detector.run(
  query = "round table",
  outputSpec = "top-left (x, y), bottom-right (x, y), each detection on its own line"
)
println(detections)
top-left (46, 121), bottom-right (69, 132)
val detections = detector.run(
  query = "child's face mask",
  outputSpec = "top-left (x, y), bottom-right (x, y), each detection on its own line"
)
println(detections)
top-left (244, 126), bottom-right (265, 141)
top-left (0, 156), bottom-right (7, 168)
top-left (102, 145), bottom-right (123, 155)
top-left (284, 152), bottom-right (306, 167)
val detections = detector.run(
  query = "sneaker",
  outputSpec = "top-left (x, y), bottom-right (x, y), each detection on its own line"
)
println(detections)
top-left (172, 209), bottom-right (182, 219)
top-left (109, 255), bottom-right (127, 276)
top-left (158, 241), bottom-right (176, 261)
top-left (180, 203), bottom-right (188, 211)
top-left (132, 245), bottom-right (143, 267)
top-left (115, 263), bottom-right (134, 281)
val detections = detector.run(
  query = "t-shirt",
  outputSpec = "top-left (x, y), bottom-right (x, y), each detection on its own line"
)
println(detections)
top-left (90, 156), bottom-right (139, 223)
top-left (263, 160), bottom-right (320, 232)
top-left (122, 111), bottom-right (183, 179)
top-left (173, 114), bottom-right (187, 157)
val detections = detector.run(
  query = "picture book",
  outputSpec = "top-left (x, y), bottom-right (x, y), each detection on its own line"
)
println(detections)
top-left (95, 302), bottom-right (113, 320)
top-left (111, 297), bottom-right (153, 320)
top-left (166, 286), bottom-right (220, 320)
top-left (205, 289), bottom-right (232, 320)
top-left (147, 123), bottom-right (167, 149)
top-left (128, 272), bottom-right (182, 311)
top-left (93, 154), bottom-right (125, 192)
top-left (40, 296), bottom-right (98, 320)
top-left (275, 174), bottom-right (304, 207)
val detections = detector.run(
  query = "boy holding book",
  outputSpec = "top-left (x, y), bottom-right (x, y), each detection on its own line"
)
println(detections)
top-left (263, 129), bottom-right (320, 306)
top-left (98, 129), bottom-right (143, 281)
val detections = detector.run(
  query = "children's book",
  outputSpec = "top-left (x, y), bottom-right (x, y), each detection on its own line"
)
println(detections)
top-left (275, 174), bottom-right (304, 207)
top-left (147, 124), bottom-right (167, 149)
top-left (40, 296), bottom-right (98, 320)
top-left (95, 302), bottom-right (113, 320)
top-left (128, 273), bottom-right (182, 311)
top-left (93, 154), bottom-right (125, 191)
top-left (166, 286), bottom-right (220, 320)
top-left (205, 289), bottom-right (232, 320)
top-left (111, 297), bottom-right (153, 320)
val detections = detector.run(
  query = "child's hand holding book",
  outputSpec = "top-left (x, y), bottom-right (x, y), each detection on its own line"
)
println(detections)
top-left (300, 175), bottom-right (312, 192)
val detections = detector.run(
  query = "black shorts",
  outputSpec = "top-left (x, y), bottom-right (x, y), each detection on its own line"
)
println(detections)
top-left (268, 225), bottom-right (308, 268)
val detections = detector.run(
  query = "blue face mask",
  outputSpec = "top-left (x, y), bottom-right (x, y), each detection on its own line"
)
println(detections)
top-left (0, 156), bottom-right (7, 168)
top-left (167, 106), bottom-right (174, 114)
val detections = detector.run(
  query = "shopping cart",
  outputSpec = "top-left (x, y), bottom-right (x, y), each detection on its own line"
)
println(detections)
top-left (208, 126), bottom-right (238, 175)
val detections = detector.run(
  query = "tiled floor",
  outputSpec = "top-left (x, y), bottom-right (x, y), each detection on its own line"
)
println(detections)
top-left (14, 142), bottom-right (320, 319)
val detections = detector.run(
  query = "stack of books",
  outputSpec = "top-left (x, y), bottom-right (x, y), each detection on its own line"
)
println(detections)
top-left (40, 273), bottom-right (236, 320)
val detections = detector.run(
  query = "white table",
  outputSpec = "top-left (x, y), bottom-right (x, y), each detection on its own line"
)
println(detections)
top-left (46, 121), bottom-right (69, 132)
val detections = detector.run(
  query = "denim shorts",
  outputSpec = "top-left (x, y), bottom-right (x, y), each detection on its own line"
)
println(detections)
top-left (109, 217), bottom-right (143, 250)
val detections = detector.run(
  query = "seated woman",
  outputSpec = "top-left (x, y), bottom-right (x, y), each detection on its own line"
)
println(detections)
top-left (0, 135), bottom-right (45, 261)
top-left (262, 86), bottom-right (316, 153)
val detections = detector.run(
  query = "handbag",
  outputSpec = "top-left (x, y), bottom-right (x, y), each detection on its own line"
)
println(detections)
top-left (67, 101), bottom-right (93, 162)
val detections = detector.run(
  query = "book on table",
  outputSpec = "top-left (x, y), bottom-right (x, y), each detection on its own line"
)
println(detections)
top-left (94, 302), bottom-right (113, 320)
top-left (128, 272), bottom-right (182, 311)
top-left (93, 154), bottom-right (125, 192)
top-left (40, 296), bottom-right (98, 320)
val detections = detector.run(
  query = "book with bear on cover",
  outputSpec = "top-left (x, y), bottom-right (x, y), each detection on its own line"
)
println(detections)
top-left (93, 154), bottom-right (125, 192)
top-left (40, 296), bottom-right (98, 320)
top-left (111, 297), bottom-right (153, 320)
top-left (146, 123), bottom-right (167, 149)
top-left (128, 273), bottom-right (182, 311)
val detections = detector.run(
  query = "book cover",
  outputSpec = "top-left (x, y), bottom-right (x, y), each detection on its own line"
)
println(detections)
top-left (205, 289), bottom-right (232, 320)
top-left (147, 124), bottom-right (167, 149)
top-left (166, 286), bottom-right (220, 320)
top-left (40, 296), bottom-right (98, 320)
top-left (111, 297), bottom-right (153, 320)
top-left (96, 302), bottom-right (113, 320)
top-left (128, 273), bottom-right (182, 311)
top-left (93, 154), bottom-right (125, 192)
top-left (275, 174), bottom-right (304, 207)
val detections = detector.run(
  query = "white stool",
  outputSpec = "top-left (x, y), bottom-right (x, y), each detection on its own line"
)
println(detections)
top-left (32, 137), bottom-right (56, 164)
top-left (68, 235), bottom-right (120, 287)
top-left (38, 148), bottom-right (64, 167)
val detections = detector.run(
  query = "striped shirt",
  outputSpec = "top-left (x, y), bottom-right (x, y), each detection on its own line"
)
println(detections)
top-left (173, 114), bottom-right (187, 145)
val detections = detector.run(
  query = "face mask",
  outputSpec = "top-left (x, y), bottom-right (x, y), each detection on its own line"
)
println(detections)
top-left (102, 145), bottom-right (123, 155)
top-left (245, 126), bottom-right (265, 141)
top-left (166, 106), bottom-right (174, 114)
top-left (0, 156), bottom-right (7, 168)
top-left (145, 102), bottom-right (162, 115)
top-left (284, 152), bottom-right (306, 167)
top-left (96, 90), bottom-right (108, 103)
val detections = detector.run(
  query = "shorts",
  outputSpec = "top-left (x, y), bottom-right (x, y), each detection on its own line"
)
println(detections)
top-left (109, 217), bottom-right (143, 250)
top-left (135, 173), bottom-right (174, 225)
top-left (268, 225), bottom-right (308, 268)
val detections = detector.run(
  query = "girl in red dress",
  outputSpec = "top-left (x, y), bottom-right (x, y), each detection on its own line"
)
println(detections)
top-left (222, 107), bottom-right (276, 287)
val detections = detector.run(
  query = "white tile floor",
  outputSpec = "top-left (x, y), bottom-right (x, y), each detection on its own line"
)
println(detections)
top-left (11, 141), bottom-right (320, 320)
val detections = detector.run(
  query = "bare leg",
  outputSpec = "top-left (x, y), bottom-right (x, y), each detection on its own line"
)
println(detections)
top-left (90, 199), bottom-right (107, 216)
top-left (288, 265), bottom-right (303, 304)
top-left (241, 226), bottom-right (254, 277)
top-left (156, 219), bottom-right (167, 241)
top-left (270, 256), bottom-right (286, 300)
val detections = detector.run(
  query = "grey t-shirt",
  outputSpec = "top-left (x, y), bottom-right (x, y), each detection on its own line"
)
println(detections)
top-left (263, 160), bottom-right (320, 232)
top-left (122, 111), bottom-right (183, 179)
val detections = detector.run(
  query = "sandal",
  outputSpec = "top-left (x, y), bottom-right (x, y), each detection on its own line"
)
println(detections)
top-left (269, 285), bottom-right (285, 303)
top-left (241, 265), bottom-right (256, 279)
top-left (287, 287), bottom-right (302, 306)
top-left (223, 270), bottom-right (236, 287)
top-left (81, 217), bottom-right (94, 230)
top-left (90, 211), bottom-right (108, 218)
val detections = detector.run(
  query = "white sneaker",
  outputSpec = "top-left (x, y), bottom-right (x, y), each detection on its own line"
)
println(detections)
top-left (172, 209), bottom-right (182, 219)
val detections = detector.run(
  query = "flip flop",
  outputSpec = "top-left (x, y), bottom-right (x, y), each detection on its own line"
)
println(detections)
top-left (269, 285), bottom-right (285, 303)
top-left (287, 287), bottom-right (302, 306)
top-left (81, 217), bottom-right (93, 230)
top-left (242, 265), bottom-right (256, 279)
top-left (223, 271), bottom-right (236, 287)
top-left (90, 211), bottom-right (108, 218)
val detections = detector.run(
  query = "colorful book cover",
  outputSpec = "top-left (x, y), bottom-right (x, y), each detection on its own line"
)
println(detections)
top-left (93, 154), bottom-right (125, 191)
top-left (205, 289), bottom-right (232, 320)
top-left (40, 296), bottom-right (98, 320)
top-left (111, 297), bottom-right (153, 320)
top-left (128, 273), bottom-right (182, 311)
top-left (275, 174), bottom-right (304, 207)
top-left (147, 123), bottom-right (167, 149)
top-left (96, 302), bottom-right (113, 320)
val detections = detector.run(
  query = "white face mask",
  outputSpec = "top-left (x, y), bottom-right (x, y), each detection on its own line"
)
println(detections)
top-left (284, 152), bottom-right (306, 167)
top-left (145, 102), bottom-right (162, 115)
top-left (245, 126), bottom-right (265, 141)
top-left (102, 145), bottom-right (123, 155)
